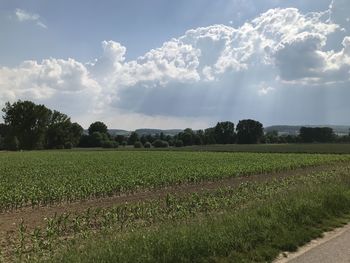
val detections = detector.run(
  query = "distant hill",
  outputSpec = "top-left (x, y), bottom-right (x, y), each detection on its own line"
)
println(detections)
top-left (84, 129), bottom-right (131, 136)
top-left (108, 129), bottom-right (131, 136)
top-left (135, 129), bottom-right (183, 136)
top-left (265, 125), bottom-right (350, 136)
top-left (104, 128), bottom-right (183, 137)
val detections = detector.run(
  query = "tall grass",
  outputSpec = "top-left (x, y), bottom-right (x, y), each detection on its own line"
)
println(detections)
top-left (52, 176), bottom-right (350, 263)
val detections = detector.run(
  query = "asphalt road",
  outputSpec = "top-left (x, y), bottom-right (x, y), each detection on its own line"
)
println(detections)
top-left (275, 224), bottom-right (350, 263)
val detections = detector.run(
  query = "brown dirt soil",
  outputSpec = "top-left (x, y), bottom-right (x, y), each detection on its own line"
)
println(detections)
top-left (0, 164), bottom-right (341, 238)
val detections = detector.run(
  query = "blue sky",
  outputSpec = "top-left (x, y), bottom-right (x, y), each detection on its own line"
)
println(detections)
top-left (0, 0), bottom-right (332, 65)
top-left (0, 0), bottom-right (349, 129)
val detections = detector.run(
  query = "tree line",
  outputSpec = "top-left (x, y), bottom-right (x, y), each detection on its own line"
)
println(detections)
top-left (0, 100), bottom-right (349, 151)
top-left (0, 101), bottom-right (83, 150)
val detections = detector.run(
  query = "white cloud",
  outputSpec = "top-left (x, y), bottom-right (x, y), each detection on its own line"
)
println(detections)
top-left (2, 1), bottom-right (350, 128)
top-left (0, 58), bottom-right (101, 118)
top-left (258, 83), bottom-right (275, 96)
top-left (15, 9), bottom-right (47, 29)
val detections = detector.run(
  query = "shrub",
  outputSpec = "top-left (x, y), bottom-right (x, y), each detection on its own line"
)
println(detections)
top-left (153, 139), bottom-right (169, 148)
top-left (144, 142), bottom-right (152, 148)
top-left (175, 140), bottom-right (184, 147)
top-left (102, 141), bottom-right (118, 148)
top-left (4, 135), bottom-right (19, 151)
top-left (0, 136), bottom-right (4, 150)
top-left (64, 142), bottom-right (73, 149)
top-left (134, 141), bottom-right (143, 148)
top-left (121, 141), bottom-right (127, 147)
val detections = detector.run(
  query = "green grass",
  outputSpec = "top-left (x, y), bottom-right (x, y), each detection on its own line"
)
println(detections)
top-left (1, 151), bottom-right (349, 210)
top-left (76, 143), bottom-right (350, 154)
top-left (48, 167), bottom-right (350, 263)
top-left (170, 143), bottom-right (350, 154)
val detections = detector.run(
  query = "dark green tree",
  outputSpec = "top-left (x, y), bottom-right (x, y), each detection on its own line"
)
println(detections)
top-left (46, 111), bottom-right (83, 149)
top-left (264, 130), bottom-right (279, 144)
top-left (134, 141), bottom-right (143, 148)
top-left (178, 128), bottom-right (195, 146)
top-left (144, 142), bottom-right (152, 148)
top-left (115, 135), bottom-right (126, 144)
top-left (152, 139), bottom-right (169, 148)
top-left (236, 119), bottom-right (263, 144)
top-left (128, 132), bottom-right (139, 145)
top-left (3, 135), bottom-right (19, 151)
top-left (203, 127), bottom-right (216, 144)
top-left (69, 123), bottom-right (84, 146)
top-left (0, 123), bottom-right (8, 138)
top-left (2, 100), bottom-right (52, 149)
top-left (214, 121), bottom-right (235, 144)
top-left (299, 127), bottom-right (335, 143)
top-left (88, 121), bottom-right (108, 135)
top-left (89, 132), bottom-right (109, 147)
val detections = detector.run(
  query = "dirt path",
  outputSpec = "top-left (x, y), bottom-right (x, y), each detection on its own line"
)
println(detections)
top-left (0, 164), bottom-right (341, 238)
top-left (274, 223), bottom-right (350, 263)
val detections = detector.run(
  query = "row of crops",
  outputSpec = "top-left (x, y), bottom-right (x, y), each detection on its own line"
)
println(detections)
top-left (5, 164), bottom-right (350, 262)
top-left (1, 151), bottom-right (350, 210)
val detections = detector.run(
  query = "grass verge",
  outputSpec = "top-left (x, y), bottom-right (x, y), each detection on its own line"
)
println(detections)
top-left (48, 169), bottom-right (350, 263)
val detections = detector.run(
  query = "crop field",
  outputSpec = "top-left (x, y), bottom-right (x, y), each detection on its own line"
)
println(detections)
top-left (76, 143), bottom-right (350, 154)
top-left (1, 150), bottom-right (350, 262)
top-left (169, 143), bottom-right (350, 154)
top-left (1, 151), bottom-right (350, 211)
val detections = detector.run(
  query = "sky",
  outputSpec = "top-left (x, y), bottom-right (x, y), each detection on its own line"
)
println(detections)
top-left (0, 0), bottom-right (349, 129)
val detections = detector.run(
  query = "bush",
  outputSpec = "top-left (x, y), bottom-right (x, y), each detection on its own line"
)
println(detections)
top-left (152, 139), bottom-right (169, 148)
top-left (144, 142), bottom-right (152, 148)
top-left (134, 141), bottom-right (143, 148)
top-left (4, 135), bottom-right (19, 151)
top-left (0, 136), bottom-right (4, 150)
top-left (102, 140), bottom-right (118, 148)
top-left (121, 141), bottom-right (127, 147)
top-left (64, 142), bottom-right (73, 149)
top-left (175, 140), bottom-right (184, 147)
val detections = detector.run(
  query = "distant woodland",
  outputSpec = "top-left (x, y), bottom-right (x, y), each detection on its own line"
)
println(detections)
top-left (0, 100), bottom-right (349, 150)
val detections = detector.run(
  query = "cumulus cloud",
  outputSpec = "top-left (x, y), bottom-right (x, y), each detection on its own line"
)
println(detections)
top-left (258, 83), bottom-right (275, 96)
top-left (1, 1), bottom-right (350, 128)
top-left (15, 8), bottom-right (47, 29)
top-left (0, 58), bottom-right (101, 118)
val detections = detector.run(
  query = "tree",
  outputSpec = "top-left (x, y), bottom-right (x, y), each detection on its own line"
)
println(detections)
top-left (144, 142), bottom-right (152, 148)
top-left (69, 123), bottom-right (84, 146)
top-left (0, 123), bottom-right (8, 138)
top-left (1, 100), bottom-right (84, 150)
top-left (236, 119), bottom-right (264, 144)
top-left (175, 140), bottom-right (184, 147)
top-left (115, 135), bottom-right (126, 144)
top-left (2, 100), bottom-right (52, 149)
top-left (178, 128), bottom-right (195, 146)
top-left (134, 141), bottom-right (143, 148)
top-left (88, 121), bottom-right (108, 135)
top-left (214, 122), bottom-right (235, 144)
top-left (152, 139), bottom-right (169, 148)
top-left (101, 140), bottom-right (118, 148)
top-left (3, 135), bottom-right (19, 151)
top-left (90, 132), bottom-right (110, 147)
top-left (264, 130), bottom-right (279, 144)
top-left (203, 128), bottom-right (216, 144)
top-left (0, 124), bottom-right (8, 150)
top-left (128, 132), bottom-right (139, 145)
top-left (299, 127), bottom-right (335, 143)
top-left (140, 135), bottom-right (148, 144)
top-left (46, 111), bottom-right (83, 149)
